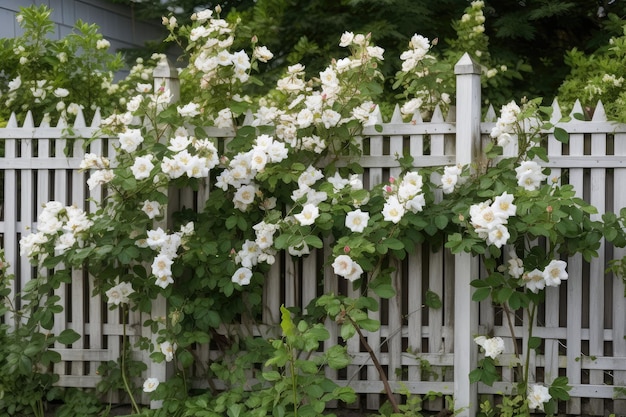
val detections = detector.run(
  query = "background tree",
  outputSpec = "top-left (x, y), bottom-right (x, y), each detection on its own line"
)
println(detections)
top-left (110, 0), bottom-right (626, 108)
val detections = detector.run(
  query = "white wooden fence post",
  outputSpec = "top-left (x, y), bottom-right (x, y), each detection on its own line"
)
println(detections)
top-left (153, 56), bottom-right (180, 103)
top-left (453, 53), bottom-right (481, 417)
top-left (145, 57), bottom-right (180, 409)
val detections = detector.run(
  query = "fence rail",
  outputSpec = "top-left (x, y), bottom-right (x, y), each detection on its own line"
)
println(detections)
top-left (1, 54), bottom-right (626, 416)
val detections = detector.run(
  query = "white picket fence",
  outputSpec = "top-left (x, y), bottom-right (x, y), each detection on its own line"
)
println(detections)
top-left (1, 54), bottom-right (626, 416)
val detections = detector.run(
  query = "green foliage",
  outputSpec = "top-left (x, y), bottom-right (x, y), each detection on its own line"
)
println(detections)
top-left (375, 388), bottom-right (453, 417)
top-left (0, 5), bottom-right (161, 125)
top-left (52, 388), bottom-right (106, 417)
top-left (182, 307), bottom-right (354, 417)
top-left (558, 20), bottom-right (626, 121)
top-left (0, 249), bottom-right (80, 417)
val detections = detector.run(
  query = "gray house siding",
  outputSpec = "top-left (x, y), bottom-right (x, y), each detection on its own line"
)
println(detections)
top-left (0, 0), bottom-right (164, 51)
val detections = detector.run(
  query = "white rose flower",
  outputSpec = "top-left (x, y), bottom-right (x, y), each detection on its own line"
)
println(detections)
top-left (160, 341), bottom-right (176, 362)
top-left (543, 260), bottom-right (568, 287)
top-left (339, 31), bottom-right (354, 47)
top-left (253, 45), bottom-right (273, 63)
top-left (491, 192), bottom-right (516, 219)
top-left (232, 267), bottom-right (253, 286)
top-left (474, 335), bottom-right (505, 359)
top-left (151, 254), bottom-right (173, 278)
top-left (527, 384), bottom-right (551, 410)
top-left (523, 269), bottom-right (545, 293)
top-left (294, 204), bottom-right (320, 226)
top-left (332, 255), bottom-right (354, 277)
top-left (177, 102), bottom-right (200, 117)
top-left (515, 161), bottom-right (547, 191)
top-left (118, 129), bottom-right (144, 153)
top-left (130, 155), bottom-right (155, 180)
top-left (143, 377), bottom-right (159, 393)
top-left (53, 88), bottom-right (69, 98)
top-left (141, 200), bottom-right (161, 219)
top-left (382, 196), bottom-right (405, 224)
top-left (345, 209), bottom-right (370, 233)
top-left (155, 274), bottom-right (174, 289)
top-left (105, 282), bottom-right (134, 305)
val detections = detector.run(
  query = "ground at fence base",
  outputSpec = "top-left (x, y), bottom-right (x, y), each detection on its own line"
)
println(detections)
top-left (40, 403), bottom-right (454, 417)
top-left (40, 404), bottom-right (598, 417)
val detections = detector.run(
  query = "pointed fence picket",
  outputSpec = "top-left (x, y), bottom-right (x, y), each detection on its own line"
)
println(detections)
top-left (1, 54), bottom-right (626, 416)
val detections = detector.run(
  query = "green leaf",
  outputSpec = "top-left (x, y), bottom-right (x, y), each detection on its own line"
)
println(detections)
top-left (371, 283), bottom-right (396, 299)
top-left (383, 237), bottom-right (404, 250)
top-left (225, 215), bottom-right (238, 230)
top-left (41, 349), bottom-right (62, 366)
top-left (425, 290), bottom-right (442, 309)
top-left (356, 318), bottom-right (380, 332)
top-left (469, 368), bottom-right (483, 384)
top-left (472, 287), bottom-right (491, 302)
top-left (280, 305), bottom-right (295, 337)
top-left (304, 234), bottom-right (324, 249)
top-left (326, 345), bottom-right (351, 369)
top-left (57, 329), bottom-right (81, 345)
top-left (434, 215), bottom-right (449, 230)
top-left (177, 349), bottom-right (194, 368)
top-left (553, 127), bottom-right (569, 144)
top-left (528, 336), bottom-right (541, 350)
top-left (340, 322), bottom-right (355, 340)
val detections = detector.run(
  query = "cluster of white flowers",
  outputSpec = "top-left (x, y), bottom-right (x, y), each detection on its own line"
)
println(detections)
top-left (96, 38), bottom-right (110, 50)
top-left (105, 281), bottom-right (134, 305)
top-left (490, 100), bottom-right (521, 147)
top-left (523, 259), bottom-right (568, 293)
top-left (184, 9), bottom-right (267, 88)
top-left (602, 73), bottom-right (624, 87)
top-left (339, 32), bottom-right (384, 60)
top-left (20, 202), bottom-right (93, 261)
top-left (277, 63), bottom-right (307, 93)
top-left (245, 33), bottom-right (381, 157)
top-left (232, 222), bottom-right (279, 285)
top-left (161, 133), bottom-right (220, 180)
top-left (382, 172), bottom-right (426, 224)
top-left (80, 153), bottom-right (110, 170)
top-left (139, 222), bottom-right (194, 289)
top-left (4, 75), bottom-right (83, 119)
top-left (464, 1), bottom-right (486, 37)
top-left (275, 33), bottom-right (381, 135)
top-left (515, 160), bottom-right (547, 191)
top-left (327, 172), bottom-right (364, 194)
top-left (215, 134), bottom-right (288, 209)
top-left (177, 101), bottom-right (201, 118)
top-left (474, 335), bottom-right (505, 359)
top-left (400, 34), bottom-right (431, 73)
top-left (469, 192), bottom-right (516, 248)
top-left (527, 384), bottom-right (551, 410)
top-left (332, 254), bottom-right (364, 282)
top-left (440, 164), bottom-right (465, 194)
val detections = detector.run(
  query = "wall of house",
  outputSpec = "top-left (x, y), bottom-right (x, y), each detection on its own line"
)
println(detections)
top-left (0, 0), bottom-right (164, 52)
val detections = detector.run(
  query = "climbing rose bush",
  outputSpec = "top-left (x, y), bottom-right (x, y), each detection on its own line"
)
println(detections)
top-left (14, 5), bottom-right (621, 417)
